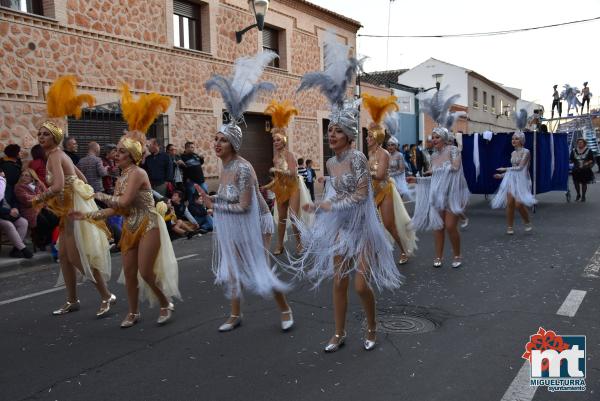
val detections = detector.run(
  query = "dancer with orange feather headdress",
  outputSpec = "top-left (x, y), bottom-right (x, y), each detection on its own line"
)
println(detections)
top-left (71, 84), bottom-right (181, 328)
top-left (32, 76), bottom-right (116, 317)
top-left (262, 99), bottom-right (312, 255)
top-left (362, 93), bottom-right (417, 265)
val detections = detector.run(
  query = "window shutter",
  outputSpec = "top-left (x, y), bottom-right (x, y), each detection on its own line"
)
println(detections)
top-left (174, 0), bottom-right (198, 18)
top-left (262, 27), bottom-right (278, 51)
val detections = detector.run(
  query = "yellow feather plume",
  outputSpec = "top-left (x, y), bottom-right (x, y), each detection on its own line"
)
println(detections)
top-left (361, 93), bottom-right (399, 125)
top-left (47, 75), bottom-right (95, 119)
top-left (264, 100), bottom-right (298, 129)
top-left (120, 84), bottom-right (171, 134)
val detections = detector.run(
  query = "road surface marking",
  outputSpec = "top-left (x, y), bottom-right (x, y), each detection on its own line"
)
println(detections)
top-left (556, 289), bottom-right (587, 317)
top-left (0, 254), bottom-right (200, 306)
top-left (582, 245), bottom-right (600, 278)
top-left (0, 286), bottom-right (66, 306)
top-left (500, 289), bottom-right (586, 400)
top-left (500, 363), bottom-right (537, 401)
top-left (176, 254), bottom-right (198, 261)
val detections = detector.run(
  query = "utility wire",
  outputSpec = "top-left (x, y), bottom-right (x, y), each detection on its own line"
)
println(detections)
top-left (359, 16), bottom-right (600, 38)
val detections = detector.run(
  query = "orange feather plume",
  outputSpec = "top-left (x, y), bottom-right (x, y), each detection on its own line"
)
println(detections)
top-left (361, 93), bottom-right (399, 125)
top-left (120, 84), bottom-right (171, 134)
top-left (264, 100), bottom-right (298, 129)
top-left (47, 75), bottom-right (95, 119)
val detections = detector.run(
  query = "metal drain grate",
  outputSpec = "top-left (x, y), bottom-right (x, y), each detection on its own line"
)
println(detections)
top-left (359, 304), bottom-right (447, 335)
top-left (377, 314), bottom-right (436, 334)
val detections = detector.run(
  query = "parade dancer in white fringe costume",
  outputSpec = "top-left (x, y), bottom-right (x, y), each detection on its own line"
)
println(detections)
top-left (72, 85), bottom-right (180, 328)
top-left (492, 109), bottom-right (536, 235)
top-left (262, 100), bottom-right (312, 255)
top-left (295, 32), bottom-right (402, 352)
top-left (203, 51), bottom-right (293, 333)
top-left (409, 89), bottom-right (470, 268)
top-left (33, 76), bottom-right (115, 318)
top-left (385, 134), bottom-right (413, 201)
top-left (362, 93), bottom-right (417, 265)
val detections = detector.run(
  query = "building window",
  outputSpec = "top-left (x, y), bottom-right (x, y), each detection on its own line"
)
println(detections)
top-left (472, 87), bottom-right (478, 108)
top-left (491, 95), bottom-right (496, 114)
top-left (483, 91), bottom-right (488, 112)
top-left (0, 0), bottom-right (43, 15)
top-left (262, 26), bottom-right (280, 68)
top-left (173, 0), bottom-right (202, 51)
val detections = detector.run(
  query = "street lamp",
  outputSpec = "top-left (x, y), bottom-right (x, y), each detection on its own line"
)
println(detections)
top-left (422, 73), bottom-right (444, 92)
top-left (236, 0), bottom-right (270, 44)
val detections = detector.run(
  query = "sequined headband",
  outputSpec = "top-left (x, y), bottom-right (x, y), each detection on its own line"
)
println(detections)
top-left (41, 121), bottom-right (64, 145)
top-left (121, 137), bottom-right (143, 164)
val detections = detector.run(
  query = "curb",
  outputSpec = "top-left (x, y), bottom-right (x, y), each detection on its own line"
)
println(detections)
top-left (0, 252), bottom-right (55, 274)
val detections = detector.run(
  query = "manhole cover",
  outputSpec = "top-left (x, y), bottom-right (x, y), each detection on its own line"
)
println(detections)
top-left (377, 314), bottom-right (436, 334)
top-left (359, 304), bottom-right (446, 335)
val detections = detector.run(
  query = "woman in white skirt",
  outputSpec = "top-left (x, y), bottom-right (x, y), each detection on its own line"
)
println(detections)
top-left (491, 111), bottom-right (536, 234)
top-left (295, 32), bottom-right (402, 352)
top-left (384, 115), bottom-right (413, 201)
top-left (203, 51), bottom-right (293, 332)
top-left (409, 89), bottom-right (470, 268)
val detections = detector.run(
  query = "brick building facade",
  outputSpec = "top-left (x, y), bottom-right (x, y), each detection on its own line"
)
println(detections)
top-left (0, 0), bottom-right (360, 183)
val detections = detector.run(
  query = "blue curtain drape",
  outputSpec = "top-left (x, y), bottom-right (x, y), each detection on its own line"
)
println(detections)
top-left (461, 132), bottom-right (569, 195)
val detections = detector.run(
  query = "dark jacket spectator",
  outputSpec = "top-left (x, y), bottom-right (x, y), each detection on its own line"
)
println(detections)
top-left (181, 141), bottom-right (207, 199)
top-left (28, 144), bottom-right (47, 186)
top-left (77, 142), bottom-right (108, 193)
top-left (63, 137), bottom-right (80, 165)
top-left (187, 194), bottom-right (213, 232)
top-left (1, 144), bottom-right (23, 207)
top-left (305, 159), bottom-right (316, 201)
top-left (143, 138), bottom-right (173, 196)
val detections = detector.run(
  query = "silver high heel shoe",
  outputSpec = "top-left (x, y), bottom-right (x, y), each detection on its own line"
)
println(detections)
top-left (281, 309), bottom-right (294, 331)
top-left (364, 329), bottom-right (377, 351)
top-left (218, 315), bottom-right (242, 332)
top-left (433, 258), bottom-right (442, 268)
top-left (157, 302), bottom-right (175, 325)
top-left (506, 226), bottom-right (514, 235)
top-left (451, 256), bottom-right (462, 269)
top-left (120, 312), bottom-right (140, 328)
top-left (398, 253), bottom-right (409, 265)
top-left (52, 299), bottom-right (80, 315)
top-left (324, 332), bottom-right (346, 353)
top-left (96, 294), bottom-right (116, 318)
top-left (524, 223), bottom-right (533, 232)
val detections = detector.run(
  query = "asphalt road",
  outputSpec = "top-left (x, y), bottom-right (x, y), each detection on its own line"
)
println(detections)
top-left (1, 183), bottom-right (599, 401)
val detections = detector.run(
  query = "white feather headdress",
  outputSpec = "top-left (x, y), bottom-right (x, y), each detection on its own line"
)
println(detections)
top-left (205, 51), bottom-right (277, 151)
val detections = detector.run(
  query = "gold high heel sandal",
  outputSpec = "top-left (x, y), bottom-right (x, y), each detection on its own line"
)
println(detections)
top-left (96, 294), bottom-right (116, 318)
top-left (120, 312), bottom-right (140, 328)
top-left (157, 302), bottom-right (175, 325)
top-left (398, 253), bottom-right (409, 265)
top-left (52, 300), bottom-right (80, 315)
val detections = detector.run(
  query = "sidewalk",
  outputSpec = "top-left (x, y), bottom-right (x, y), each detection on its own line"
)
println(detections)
top-left (0, 250), bottom-right (54, 274)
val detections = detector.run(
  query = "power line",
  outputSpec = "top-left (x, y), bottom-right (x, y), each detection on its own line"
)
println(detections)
top-left (359, 16), bottom-right (600, 38)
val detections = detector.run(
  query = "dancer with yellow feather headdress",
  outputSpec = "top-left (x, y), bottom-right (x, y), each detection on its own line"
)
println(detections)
top-left (362, 93), bottom-right (417, 265)
top-left (33, 75), bottom-right (115, 317)
top-left (71, 84), bottom-right (181, 328)
top-left (262, 99), bottom-right (311, 255)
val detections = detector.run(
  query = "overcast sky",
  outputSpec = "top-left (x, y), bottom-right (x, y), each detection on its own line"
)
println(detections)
top-left (310, 0), bottom-right (600, 116)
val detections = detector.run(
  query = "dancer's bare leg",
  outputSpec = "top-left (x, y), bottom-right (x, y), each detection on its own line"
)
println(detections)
top-left (444, 212), bottom-right (461, 258)
top-left (330, 256), bottom-right (349, 344)
top-left (433, 210), bottom-right (446, 259)
top-left (263, 232), bottom-right (292, 320)
top-left (64, 231), bottom-right (111, 300)
top-left (275, 201), bottom-right (289, 253)
top-left (515, 202), bottom-right (530, 224)
top-left (379, 194), bottom-right (407, 255)
top-left (506, 194), bottom-right (516, 228)
top-left (138, 229), bottom-right (169, 312)
top-left (122, 248), bottom-right (140, 314)
top-left (288, 190), bottom-right (302, 253)
top-left (355, 258), bottom-right (376, 342)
